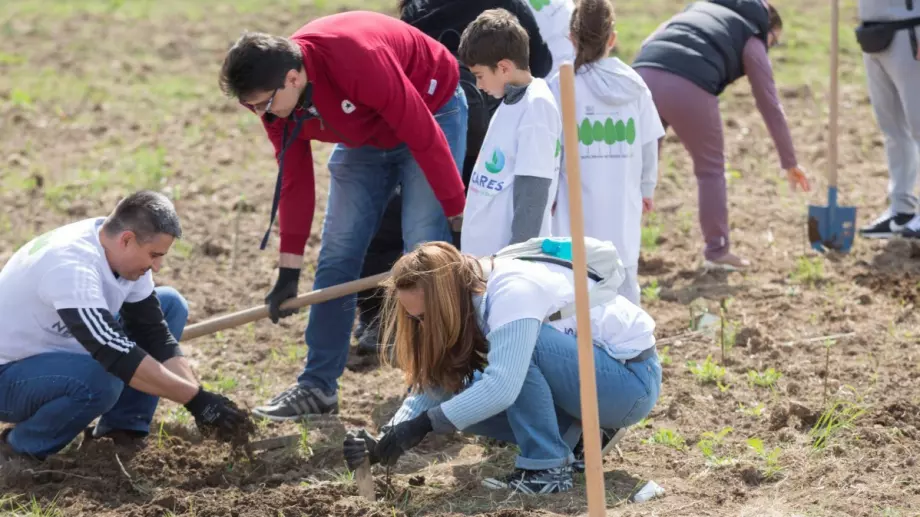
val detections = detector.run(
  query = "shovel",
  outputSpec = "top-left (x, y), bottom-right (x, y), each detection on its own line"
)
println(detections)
top-left (808, 0), bottom-right (856, 252)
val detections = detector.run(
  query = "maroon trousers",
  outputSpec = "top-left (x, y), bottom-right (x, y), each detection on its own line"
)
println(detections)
top-left (637, 67), bottom-right (730, 260)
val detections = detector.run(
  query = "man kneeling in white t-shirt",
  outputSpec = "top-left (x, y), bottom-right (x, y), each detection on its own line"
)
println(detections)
top-left (0, 190), bottom-right (250, 460)
top-left (458, 8), bottom-right (562, 258)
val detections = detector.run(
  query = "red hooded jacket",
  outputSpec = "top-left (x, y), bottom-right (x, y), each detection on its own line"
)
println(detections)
top-left (261, 10), bottom-right (464, 255)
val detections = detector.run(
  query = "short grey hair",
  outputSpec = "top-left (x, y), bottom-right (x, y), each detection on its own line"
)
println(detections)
top-left (103, 190), bottom-right (182, 243)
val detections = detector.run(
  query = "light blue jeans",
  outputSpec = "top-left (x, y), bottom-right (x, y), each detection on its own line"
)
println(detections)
top-left (465, 325), bottom-right (661, 470)
top-left (0, 287), bottom-right (189, 458)
top-left (298, 85), bottom-right (468, 394)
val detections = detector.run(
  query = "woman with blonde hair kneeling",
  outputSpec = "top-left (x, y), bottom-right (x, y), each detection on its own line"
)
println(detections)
top-left (342, 241), bottom-right (661, 494)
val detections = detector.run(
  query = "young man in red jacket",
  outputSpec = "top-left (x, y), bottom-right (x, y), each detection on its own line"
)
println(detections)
top-left (220, 10), bottom-right (468, 420)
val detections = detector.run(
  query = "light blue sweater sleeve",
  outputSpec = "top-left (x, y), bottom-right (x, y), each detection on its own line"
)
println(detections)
top-left (385, 387), bottom-right (450, 429)
top-left (427, 318), bottom-right (543, 433)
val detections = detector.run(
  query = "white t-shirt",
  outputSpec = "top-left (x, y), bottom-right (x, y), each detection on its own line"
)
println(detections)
top-left (0, 218), bottom-right (155, 366)
top-left (478, 258), bottom-right (655, 360)
top-left (461, 78), bottom-right (562, 257)
top-left (549, 58), bottom-right (665, 267)
top-left (527, 0), bottom-right (576, 77)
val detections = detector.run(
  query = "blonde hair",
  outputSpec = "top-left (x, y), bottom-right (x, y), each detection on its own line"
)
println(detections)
top-left (380, 242), bottom-right (489, 394)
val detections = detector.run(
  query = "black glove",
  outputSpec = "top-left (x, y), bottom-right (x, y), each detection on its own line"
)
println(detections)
top-left (343, 428), bottom-right (381, 471)
top-left (184, 387), bottom-right (250, 442)
top-left (265, 267), bottom-right (300, 324)
top-left (376, 413), bottom-right (432, 466)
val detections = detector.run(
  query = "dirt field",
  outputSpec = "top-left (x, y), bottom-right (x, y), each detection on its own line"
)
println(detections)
top-left (1, 0), bottom-right (918, 515)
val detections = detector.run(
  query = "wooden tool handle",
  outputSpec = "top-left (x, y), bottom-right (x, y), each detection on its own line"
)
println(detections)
top-left (355, 457), bottom-right (376, 502)
top-left (180, 272), bottom-right (390, 341)
top-left (828, 0), bottom-right (839, 188)
top-left (559, 62), bottom-right (607, 517)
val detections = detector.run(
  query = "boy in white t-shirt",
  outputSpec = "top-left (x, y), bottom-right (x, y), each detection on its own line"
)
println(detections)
top-left (0, 191), bottom-right (250, 459)
top-left (549, 0), bottom-right (664, 305)
top-left (458, 8), bottom-right (562, 257)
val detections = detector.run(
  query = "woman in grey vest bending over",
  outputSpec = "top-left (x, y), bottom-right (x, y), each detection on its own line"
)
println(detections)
top-left (632, 0), bottom-right (810, 271)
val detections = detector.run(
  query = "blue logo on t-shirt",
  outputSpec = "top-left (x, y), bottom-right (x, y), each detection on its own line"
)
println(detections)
top-left (485, 149), bottom-right (506, 174)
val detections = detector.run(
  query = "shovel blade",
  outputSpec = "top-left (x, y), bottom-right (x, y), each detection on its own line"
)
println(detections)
top-left (808, 204), bottom-right (857, 253)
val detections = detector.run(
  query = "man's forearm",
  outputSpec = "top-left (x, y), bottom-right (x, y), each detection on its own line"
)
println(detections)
top-left (163, 356), bottom-right (198, 385)
top-left (129, 356), bottom-right (199, 404)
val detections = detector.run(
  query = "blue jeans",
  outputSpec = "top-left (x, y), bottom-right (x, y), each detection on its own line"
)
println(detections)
top-left (298, 85), bottom-right (468, 394)
top-left (0, 287), bottom-right (189, 458)
top-left (464, 325), bottom-right (661, 470)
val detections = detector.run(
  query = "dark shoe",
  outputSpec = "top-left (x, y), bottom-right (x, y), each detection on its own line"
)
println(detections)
top-left (356, 322), bottom-right (381, 356)
top-left (482, 466), bottom-right (575, 494)
top-left (572, 428), bottom-right (627, 473)
top-left (858, 212), bottom-right (914, 239)
top-left (252, 385), bottom-right (338, 421)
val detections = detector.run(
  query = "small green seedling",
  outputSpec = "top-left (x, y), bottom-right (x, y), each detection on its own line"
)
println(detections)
top-left (286, 344), bottom-right (307, 363)
top-left (255, 417), bottom-right (271, 433)
top-left (697, 427), bottom-right (735, 467)
top-left (659, 346), bottom-right (672, 367)
top-left (747, 368), bottom-right (782, 389)
top-left (635, 417), bottom-right (653, 429)
top-left (641, 213), bottom-right (661, 251)
top-left (156, 421), bottom-right (170, 449)
top-left (642, 279), bottom-right (661, 302)
top-left (643, 428), bottom-right (687, 451)
top-left (746, 438), bottom-right (783, 479)
top-left (809, 398), bottom-right (866, 451)
top-left (791, 256), bottom-right (824, 286)
top-left (203, 371), bottom-right (238, 394)
top-left (687, 355), bottom-right (726, 385)
top-left (298, 422), bottom-right (313, 458)
top-left (718, 298), bottom-right (737, 361)
top-left (737, 402), bottom-right (766, 418)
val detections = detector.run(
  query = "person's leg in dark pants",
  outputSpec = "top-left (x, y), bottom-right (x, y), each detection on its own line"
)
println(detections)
top-left (355, 189), bottom-right (404, 353)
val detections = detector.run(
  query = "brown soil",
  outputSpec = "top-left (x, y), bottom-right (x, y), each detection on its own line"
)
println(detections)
top-left (2, 1), bottom-right (919, 516)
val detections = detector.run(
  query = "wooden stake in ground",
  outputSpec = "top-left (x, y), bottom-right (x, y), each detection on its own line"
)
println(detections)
top-left (180, 272), bottom-right (390, 341)
top-left (355, 457), bottom-right (375, 502)
top-left (558, 61), bottom-right (607, 516)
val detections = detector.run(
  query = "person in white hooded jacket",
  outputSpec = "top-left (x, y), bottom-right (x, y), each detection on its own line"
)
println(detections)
top-left (549, 0), bottom-right (664, 306)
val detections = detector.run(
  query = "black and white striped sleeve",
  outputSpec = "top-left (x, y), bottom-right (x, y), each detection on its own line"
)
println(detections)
top-left (120, 293), bottom-right (182, 363)
top-left (56, 307), bottom-right (148, 383)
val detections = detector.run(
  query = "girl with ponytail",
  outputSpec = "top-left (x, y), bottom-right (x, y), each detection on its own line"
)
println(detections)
top-left (549, 0), bottom-right (665, 306)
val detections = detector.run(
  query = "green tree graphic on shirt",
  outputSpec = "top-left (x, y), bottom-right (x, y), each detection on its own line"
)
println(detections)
top-left (529, 0), bottom-right (551, 11)
top-left (28, 230), bottom-right (55, 255)
top-left (578, 116), bottom-right (636, 155)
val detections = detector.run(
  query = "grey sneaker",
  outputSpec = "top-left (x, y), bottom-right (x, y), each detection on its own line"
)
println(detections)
top-left (253, 385), bottom-right (338, 421)
top-left (266, 384), bottom-right (302, 405)
top-left (483, 466), bottom-right (575, 494)
top-left (572, 428), bottom-right (627, 473)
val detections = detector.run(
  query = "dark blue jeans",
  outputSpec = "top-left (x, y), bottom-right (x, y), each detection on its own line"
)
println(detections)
top-left (0, 287), bottom-right (188, 458)
top-left (298, 85), bottom-right (468, 394)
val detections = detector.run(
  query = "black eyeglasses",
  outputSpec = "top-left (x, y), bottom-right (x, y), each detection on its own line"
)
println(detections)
top-left (248, 88), bottom-right (279, 113)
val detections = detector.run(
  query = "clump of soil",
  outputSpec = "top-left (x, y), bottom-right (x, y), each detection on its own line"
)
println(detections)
top-left (123, 484), bottom-right (403, 517)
